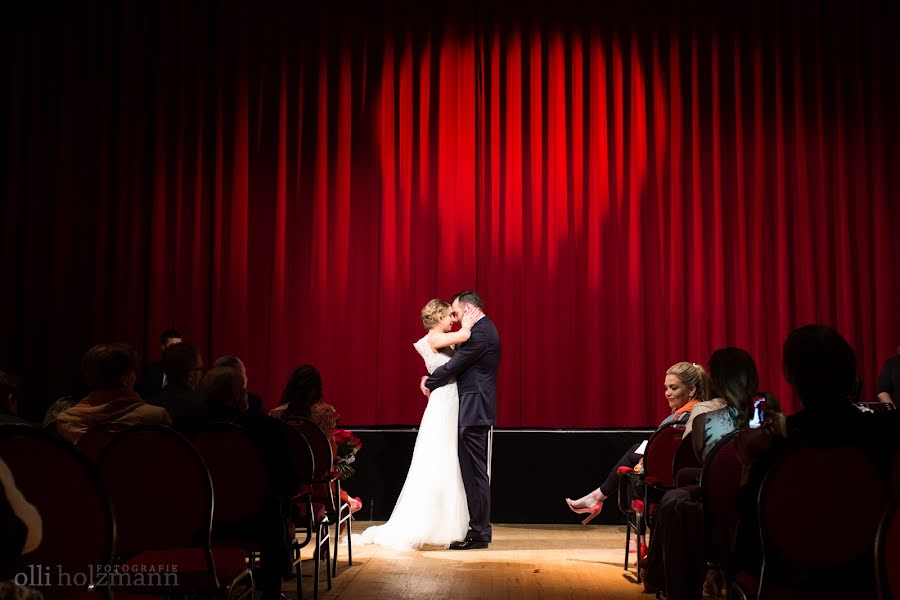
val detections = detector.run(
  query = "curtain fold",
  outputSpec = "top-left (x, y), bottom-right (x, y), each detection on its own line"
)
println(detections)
top-left (2, 1), bottom-right (898, 426)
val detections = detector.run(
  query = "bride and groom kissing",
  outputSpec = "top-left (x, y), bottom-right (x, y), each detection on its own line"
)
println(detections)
top-left (357, 291), bottom-right (501, 551)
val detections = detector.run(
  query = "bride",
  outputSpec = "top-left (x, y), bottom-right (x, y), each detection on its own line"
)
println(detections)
top-left (356, 299), bottom-right (478, 550)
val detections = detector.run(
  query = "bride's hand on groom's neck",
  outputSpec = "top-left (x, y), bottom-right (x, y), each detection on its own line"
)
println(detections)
top-left (461, 305), bottom-right (482, 330)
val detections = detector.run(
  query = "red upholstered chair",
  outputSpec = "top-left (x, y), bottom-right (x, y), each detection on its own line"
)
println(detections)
top-left (747, 443), bottom-right (888, 600)
top-left (189, 423), bottom-right (276, 597)
top-left (672, 433), bottom-right (702, 486)
top-left (876, 491), bottom-right (900, 600)
top-left (95, 424), bottom-right (252, 598)
top-left (75, 422), bottom-right (131, 463)
top-left (617, 423), bottom-right (686, 581)
top-left (700, 431), bottom-right (742, 539)
top-left (699, 431), bottom-right (742, 589)
top-left (0, 424), bottom-right (114, 600)
top-left (189, 424), bottom-right (269, 535)
top-left (271, 417), bottom-right (330, 599)
top-left (288, 417), bottom-right (352, 576)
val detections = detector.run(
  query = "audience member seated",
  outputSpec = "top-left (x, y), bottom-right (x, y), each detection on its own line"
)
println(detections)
top-left (42, 396), bottom-right (78, 432)
top-left (147, 342), bottom-right (206, 430)
top-left (682, 395), bottom-right (725, 438)
top-left (877, 341), bottom-right (900, 404)
top-left (734, 324), bottom-right (900, 587)
top-left (197, 368), bottom-right (302, 494)
top-left (271, 364), bottom-right (363, 514)
top-left (135, 328), bottom-right (183, 398)
top-left (198, 366), bottom-right (300, 598)
top-left (56, 344), bottom-right (171, 444)
top-left (641, 347), bottom-right (764, 599)
top-left (197, 367), bottom-right (301, 495)
top-left (0, 372), bottom-right (31, 426)
top-left (691, 348), bottom-right (778, 463)
top-left (564, 362), bottom-right (709, 524)
top-left (212, 355), bottom-right (264, 416)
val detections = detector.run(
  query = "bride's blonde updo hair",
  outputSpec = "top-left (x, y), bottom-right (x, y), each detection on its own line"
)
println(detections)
top-left (421, 299), bottom-right (450, 330)
top-left (666, 361), bottom-right (711, 402)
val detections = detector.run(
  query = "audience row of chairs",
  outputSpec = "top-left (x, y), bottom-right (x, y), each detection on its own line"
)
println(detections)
top-left (620, 421), bottom-right (900, 599)
top-left (0, 417), bottom-right (352, 599)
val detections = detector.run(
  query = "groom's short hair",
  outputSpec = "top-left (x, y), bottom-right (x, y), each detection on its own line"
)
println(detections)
top-left (451, 290), bottom-right (483, 309)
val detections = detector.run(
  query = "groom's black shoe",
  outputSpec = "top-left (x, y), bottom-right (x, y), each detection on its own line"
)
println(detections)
top-left (449, 537), bottom-right (489, 550)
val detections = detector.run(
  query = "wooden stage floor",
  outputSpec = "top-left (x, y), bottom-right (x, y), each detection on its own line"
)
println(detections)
top-left (287, 523), bottom-right (651, 600)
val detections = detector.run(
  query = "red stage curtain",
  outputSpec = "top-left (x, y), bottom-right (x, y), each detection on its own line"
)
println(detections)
top-left (2, 2), bottom-right (899, 426)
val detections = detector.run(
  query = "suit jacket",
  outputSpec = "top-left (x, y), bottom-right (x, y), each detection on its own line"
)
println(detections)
top-left (425, 316), bottom-right (500, 427)
top-left (147, 383), bottom-right (207, 431)
top-left (136, 361), bottom-right (166, 398)
top-left (247, 392), bottom-right (265, 417)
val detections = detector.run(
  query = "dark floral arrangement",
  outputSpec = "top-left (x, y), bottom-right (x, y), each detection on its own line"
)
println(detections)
top-left (333, 429), bottom-right (362, 480)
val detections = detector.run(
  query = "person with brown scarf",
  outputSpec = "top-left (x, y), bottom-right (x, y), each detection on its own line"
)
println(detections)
top-left (57, 343), bottom-right (171, 444)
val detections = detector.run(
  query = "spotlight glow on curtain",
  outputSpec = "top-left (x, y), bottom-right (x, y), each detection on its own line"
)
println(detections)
top-left (2, 2), bottom-right (898, 426)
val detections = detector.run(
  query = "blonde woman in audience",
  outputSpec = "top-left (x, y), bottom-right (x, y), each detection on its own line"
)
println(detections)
top-left (565, 362), bottom-right (709, 524)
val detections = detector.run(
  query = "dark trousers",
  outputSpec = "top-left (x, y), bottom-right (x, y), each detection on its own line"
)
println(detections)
top-left (643, 487), bottom-right (707, 600)
top-left (599, 442), bottom-right (643, 497)
top-left (459, 425), bottom-right (492, 542)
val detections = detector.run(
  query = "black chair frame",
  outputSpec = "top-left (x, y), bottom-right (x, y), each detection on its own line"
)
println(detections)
top-left (96, 423), bottom-right (252, 598)
top-left (0, 423), bottom-right (116, 599)
top-left (618, 422), bottom-right (686, 582)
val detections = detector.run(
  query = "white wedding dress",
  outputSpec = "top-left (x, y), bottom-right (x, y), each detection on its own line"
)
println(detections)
top-left (355, 335), bottom-right (470, 550)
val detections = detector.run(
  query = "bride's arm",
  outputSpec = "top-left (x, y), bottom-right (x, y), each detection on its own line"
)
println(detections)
top-left (428, 326), bottom-right (471, 351)
top-left (427, 307), bottom-right (480, 351)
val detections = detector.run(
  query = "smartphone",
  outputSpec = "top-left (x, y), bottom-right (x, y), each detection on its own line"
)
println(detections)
top-left (749, 396), bottom-right (767, 429)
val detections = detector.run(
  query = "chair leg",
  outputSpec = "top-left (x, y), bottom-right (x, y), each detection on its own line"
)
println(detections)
top-left (313, 526), bottom-right (321, 600)
top-left (346, 511), bottom-right (353, 566)
top-left (332, 510), bottom-right (341, 576)
top-left (636, 516), bottom-right (644, 583)
top-left (225, 568), bottom-right (255, 600)
top-left (636, 544), bottom-right (642, 582)
top-left (333, 504), bottom-right (353, 574)
top-left (324, 523), bottom-right (333, 590)
top-left (624, 518), bottom-right (632, 571)
top-left (294, 545), bottom-right (303, 600)
top-left (311, 521), bottom-right (332, 596)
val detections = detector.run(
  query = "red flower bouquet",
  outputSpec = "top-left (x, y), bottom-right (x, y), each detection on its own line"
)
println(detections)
top-left (333, 429), bottom-right (362, 480)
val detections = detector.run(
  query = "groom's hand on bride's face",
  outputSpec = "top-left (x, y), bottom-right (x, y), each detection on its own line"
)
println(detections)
top-left (420, 376), bottom-right (431, 398)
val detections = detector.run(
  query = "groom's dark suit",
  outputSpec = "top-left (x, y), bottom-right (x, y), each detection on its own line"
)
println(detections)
top-left (425, 315), bottom-right (500, 543)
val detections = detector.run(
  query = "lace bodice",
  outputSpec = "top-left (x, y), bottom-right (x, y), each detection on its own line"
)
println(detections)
top-left (414, 335), bottom-right (451, 374)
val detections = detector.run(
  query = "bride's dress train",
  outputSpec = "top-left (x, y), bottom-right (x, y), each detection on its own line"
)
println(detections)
top-left (354, 336), bottom-right (469, 550)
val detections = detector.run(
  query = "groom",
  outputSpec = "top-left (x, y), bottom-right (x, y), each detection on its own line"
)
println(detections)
top-left (420, 290), bottom-right (500, 550)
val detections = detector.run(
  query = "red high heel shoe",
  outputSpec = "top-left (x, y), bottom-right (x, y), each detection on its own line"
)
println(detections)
top-left (349, 497), bottom-right (363, 513)
top-left (628, 541), bottom-right (648, 565)
top-left (565, 498), bottom-right (603, 524)
top-left (578, 502), bottom-right (603, 525)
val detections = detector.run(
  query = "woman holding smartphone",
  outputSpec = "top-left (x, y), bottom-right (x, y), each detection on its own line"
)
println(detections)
top-left (690, 347), bottom-right (778, 461)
